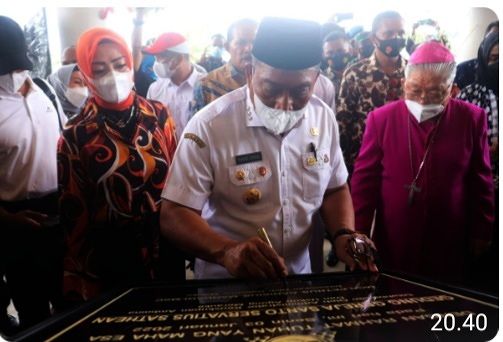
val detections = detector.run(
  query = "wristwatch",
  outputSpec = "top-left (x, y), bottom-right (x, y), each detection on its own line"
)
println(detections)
top-left (330, 227), bottom-right (356, 244)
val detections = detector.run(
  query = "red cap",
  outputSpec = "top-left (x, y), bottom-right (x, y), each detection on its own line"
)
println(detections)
top-left (409, 41), bottom-right (455, 65)
top-left (142, 32), bottom-right (189, 55)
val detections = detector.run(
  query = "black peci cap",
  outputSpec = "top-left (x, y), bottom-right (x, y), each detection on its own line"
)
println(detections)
top-left (0, 16), bottom-right (33, 75)
top-left (252, 17), bottom-right (322, 71)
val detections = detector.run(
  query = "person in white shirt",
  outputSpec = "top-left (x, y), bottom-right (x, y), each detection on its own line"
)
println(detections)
top-left (144, 32), bottom-right (206, 140)
top-left (313, 74), bottom-right (336, 113)
top-left (160, 17), bottom-right (378, 280)
top-left (0, 15), bottom-right (67, 333)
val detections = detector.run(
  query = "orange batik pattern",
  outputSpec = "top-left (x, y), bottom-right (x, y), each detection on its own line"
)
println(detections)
top-left (57, 96), bottom-right (177, 301)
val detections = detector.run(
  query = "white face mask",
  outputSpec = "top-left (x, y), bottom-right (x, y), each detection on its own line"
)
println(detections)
top-left (253, 93), bottom-right (306, 135)
top-left (92, 70), bottom-right (133, 103)
top-left (65, 86), bottom-right (89, 108)
top-left (405, 99), bottom-right (445, 123)
top-left (0, 70), bottom-right (30, 94)
top-left (153, 61), bottom-right (177, 79)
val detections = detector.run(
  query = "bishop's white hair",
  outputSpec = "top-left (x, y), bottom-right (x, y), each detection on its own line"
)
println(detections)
top-left (405, 62), bottom-right (457, 86)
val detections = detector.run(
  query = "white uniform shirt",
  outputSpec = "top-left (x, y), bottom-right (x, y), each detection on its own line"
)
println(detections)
top-left (314, 74), bottom-right (336, 113)
top-left (147, 66), bottom-right (205, 140)
top-left (0, 78), bottom-right (66, 201)
top-left (162, 86), bottom-right (348, 279)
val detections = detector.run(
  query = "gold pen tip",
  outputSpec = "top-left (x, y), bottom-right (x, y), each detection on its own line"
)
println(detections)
top-left (257, 227), bottom-right (273, 248)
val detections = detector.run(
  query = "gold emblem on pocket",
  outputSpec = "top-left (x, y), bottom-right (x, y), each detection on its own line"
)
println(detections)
top-left (307, 156), bottom-right (317, 166)
top-left (243, 188), bottom-right (261, 205)
top-left (310, 127), bottom-right (319, 136)
top-left (235, 169), bottom-right (246, 181)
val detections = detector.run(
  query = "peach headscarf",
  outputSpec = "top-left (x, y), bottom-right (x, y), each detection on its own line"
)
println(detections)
top-left (76, 27), bottom-right (134, 111)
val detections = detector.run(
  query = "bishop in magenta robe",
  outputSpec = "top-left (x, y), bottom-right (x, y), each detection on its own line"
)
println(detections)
top-left (351, 98), bottom-right (494, 283)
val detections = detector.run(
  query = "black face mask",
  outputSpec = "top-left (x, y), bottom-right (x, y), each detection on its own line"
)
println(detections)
top-left (488, 61), bottom-right (499, 72)
top-left (487, 62), bottom-right (499, 90)
top-left (376, 37), bottom-right (406, 57)
top-left (327, 52), bottom-right (352, 71)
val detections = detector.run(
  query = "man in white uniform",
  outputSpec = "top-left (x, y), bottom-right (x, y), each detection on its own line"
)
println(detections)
top-left (313, 74), bottom-right (336, 113)
top-left (0, 16), bottom-right (67, 333)
top-left (160, 17), bottom-right (377, 280)
top-left (145, 32), bottom-right (206, 140)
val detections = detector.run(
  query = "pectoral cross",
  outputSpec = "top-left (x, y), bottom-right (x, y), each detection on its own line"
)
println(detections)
top-left (405, 182), bottom-right (421, 206)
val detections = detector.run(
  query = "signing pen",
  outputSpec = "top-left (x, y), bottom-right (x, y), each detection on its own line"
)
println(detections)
top-left (257, 227), bottom-right (288, 284)
top-left (257, 227), bottom-right (274, 249)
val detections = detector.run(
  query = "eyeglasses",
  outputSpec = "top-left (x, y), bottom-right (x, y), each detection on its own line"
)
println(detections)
top-left (405, 86), bottom-right (449, 103)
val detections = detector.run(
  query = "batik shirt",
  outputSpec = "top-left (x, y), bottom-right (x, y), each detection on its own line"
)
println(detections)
top-left (336, 54), bottom-right (405, 175)
top-left (191, 63), bottom-right (246, 114)
top-left (322, 67), bottom-right (343, 104)
top-left (58, 95), bottom-right (177, 300)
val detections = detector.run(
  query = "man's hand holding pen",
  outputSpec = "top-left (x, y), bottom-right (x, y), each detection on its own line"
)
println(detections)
top-left (218, 224), bottom-right (378, 280)
top-left (218, 228), bottom-right (288, 280)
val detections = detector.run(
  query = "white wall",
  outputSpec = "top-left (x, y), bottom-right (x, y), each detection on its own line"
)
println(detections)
top-left (449, 7), bottom-right (498, 62)
top-left (57, 7), bottom-right (104, 51)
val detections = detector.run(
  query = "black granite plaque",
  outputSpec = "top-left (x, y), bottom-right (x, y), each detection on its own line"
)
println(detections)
top-left (19, 272), bottom-right (499, 341)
